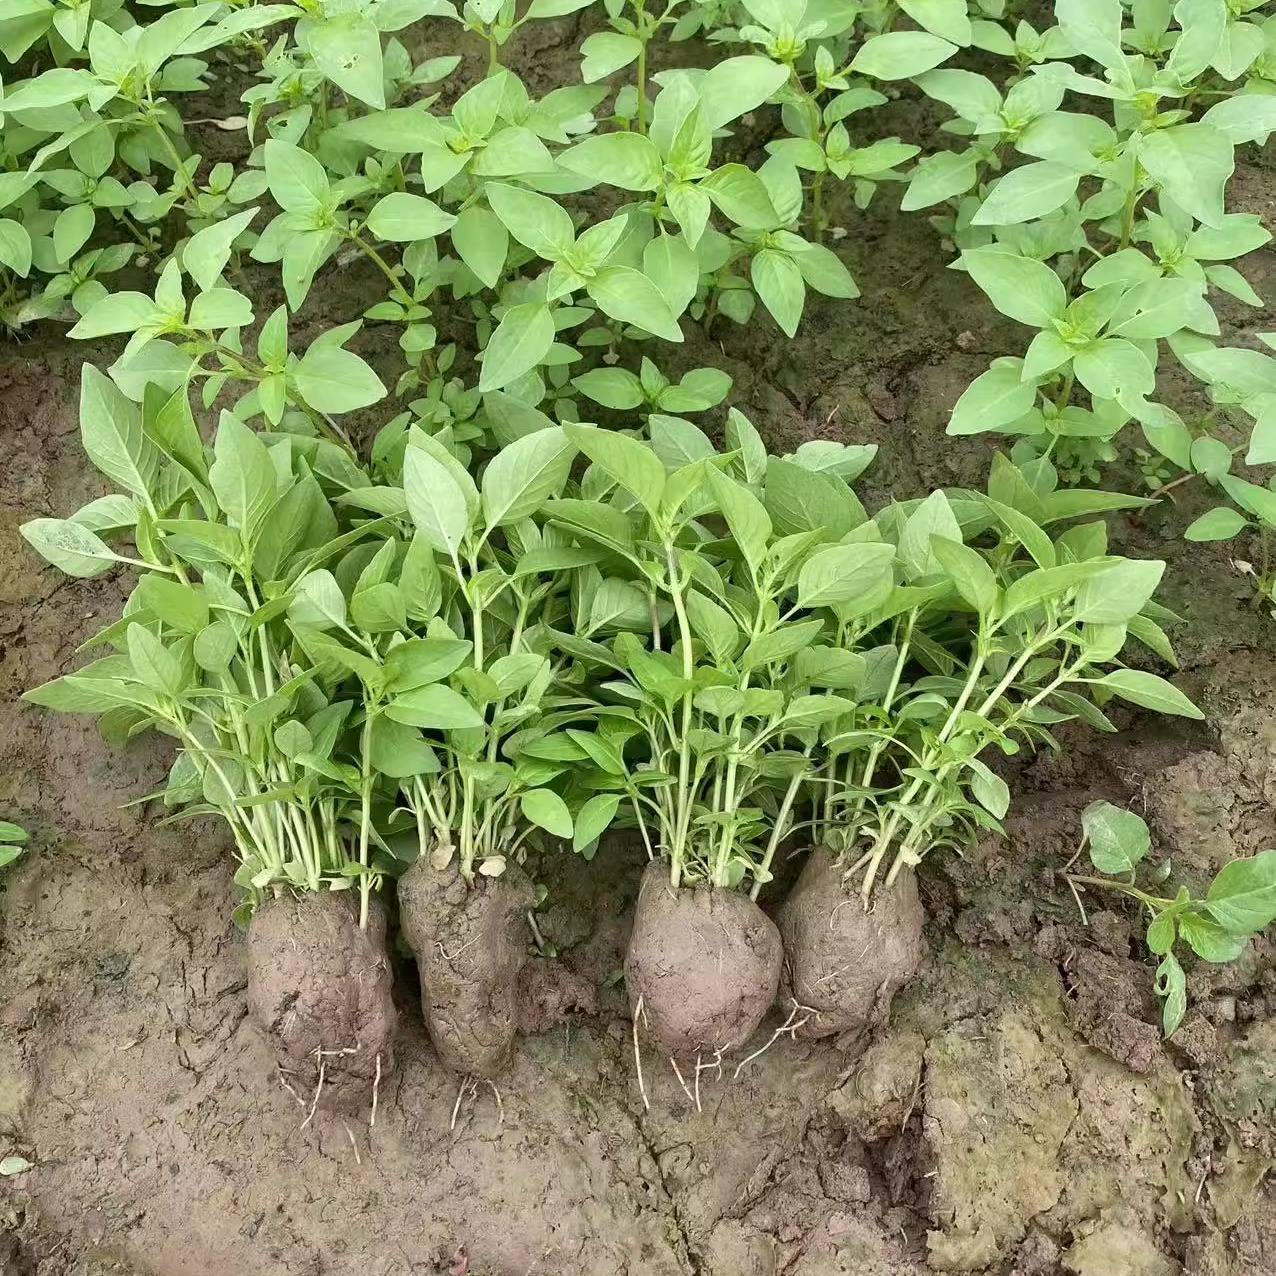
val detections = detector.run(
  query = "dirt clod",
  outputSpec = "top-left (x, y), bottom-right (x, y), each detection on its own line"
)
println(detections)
top-left (397, 857), bottom-right (536, 1077)
top-left (778, 848), bottom-right (925, 1045)
top-left (624, 861), bottom-right (783, 1059)
top-left (246, 890), bottom-right (396, 1116)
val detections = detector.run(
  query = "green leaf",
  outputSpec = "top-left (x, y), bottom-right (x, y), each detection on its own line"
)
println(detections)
top-left (403, 445), bottom-right (470, 557)
top-left (182, 207), bottom-right (258, 293)
top-left (384, 638), bottom-right (473, 691)
top-left (751, 249), bottom-right (805, 338)
top-left (79, 366), bottom-right (157, 500)
top-left (899, 0), bottom-right (972, 44)
top-left (137, 575), bottom-right (208, 634)
top-left (972, 162), bottom-right (1080, 226)
top-left (53, 203), bottom-right (95, 265)
top-left (481, 428), bottom-right (576, 528)
top-left (968, 757), bottom-right (1009, 818)
top-left (1206, 850), bottom-right (1276, 934)
top-left (741, 618), bottom-right (825, 671)
top-left (1082, 800), bottom-right (1151, 874)
top-left (209, 413), bottom-right (276, 539)
top-left (194, 621), bottom-right (237, 671)
top-left (572, 792), bottom-right (619, 851)
top-left (898, 490), bottom-right (962, 579)
top-left (289, 569), bottom-right (347, 630)
top-left (1138, 124), bottom-right (1233, 230)
top-left (1184, 506), bottom-right (1247, 542)
top-left (306, 14), bottom-right (385, 108)
top-left (385, 684), bottom-right (485, 730)
top-left (564, 422), bottom-right (665, 515)
top-left (127, 623), bottom-right (185, 697)
top-left (931, 536), bottom-right (998, 612)
top-left (579, 31), bottom-right (642, 82)
top-left (1055, 0), bottom-right (1126, 72)
top-left (705, 469), bottom-right (772, 577)
top-left (796, 542), bottom-right (895, 611)
top-left (479, 302), bottom-right (557, 392)
top-left (263, 139), bottom-right (331, 214)
top-left (365, 192), bottom-right (455, 241)
top-left (485, 182), bottom-right (575, 260)
top-left (697, 55), bottom-right (791, 129)
top-left (69, 292), bottom-right (162, 339)
top-left (901, 150), bottom-right (979, 211)
top-left (1155, 952), bottom-right (1187, 1035)
top-left (560, 132), bottom-right (663, 191)
top-left (851, 31), bottom-right (957, 79)
top-left (450, 205), bottom-right (508, 288)
top-left (521, 788), bottom-right (573, 839)
top-left (1097, 669), bottom-right (1204, 718)
top-left (1073, 338), bottom-right (1155, 399)
top-left (294, 345), bottom-right (386, 414)
top-left (0, 219), bottom-right (31, 277)
top-left (962, 248), bottom-right (1066, 329)
top-left (572, 367), bottom-right (645, 410)
top-left (587, 267), bottom-right (683, 342)
top-left (1073, 558), bottom-right (1165, 624)
top-left (1178, 912), bottom-right (1248, 963)
top-left (20, 517), bottom-right (131, 578)
top-left (948, 358), bottom-right (1038, 435)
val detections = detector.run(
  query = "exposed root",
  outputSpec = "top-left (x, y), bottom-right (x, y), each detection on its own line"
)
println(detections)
top-left (632, 994), bottom-right (650, 1113)
top-left (370, 1053), bottom-right (382, 1130)
top-left (693, 1050), bottom-right (724, 1112)
top-left (302, 1055), bottom-right (326, 1130)
top-left (450, 1075), bottom-right (475, 1132)
top-left (733, 1000), bottom-right (815, 1079)
top-left (486, 1079), bottom-right (505, 1127)
top-left (344, 1121), bottom-right (362, 1165)
top-left (277, 1066), bottom-right (307, 1110)
top-left (669, 1056), bottom-right (695, 1107)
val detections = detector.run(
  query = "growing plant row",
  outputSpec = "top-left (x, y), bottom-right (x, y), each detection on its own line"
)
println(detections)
top-left (7, 0), bottom-right (1276, 1100)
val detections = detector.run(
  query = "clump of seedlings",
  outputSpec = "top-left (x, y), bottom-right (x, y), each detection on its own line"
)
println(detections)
top-left (22, 370), bottom-right (398, 1116)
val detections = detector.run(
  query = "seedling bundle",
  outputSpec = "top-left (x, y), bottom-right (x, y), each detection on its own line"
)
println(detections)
top-left (9, 0), bottom-right (1276, 1107)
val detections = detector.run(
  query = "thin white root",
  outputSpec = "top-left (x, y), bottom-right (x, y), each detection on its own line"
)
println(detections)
top-left (669, 1056), bottom-right (695, 1107)
top-left (370, 1053), bottom-right (382, 1130)
top-left (344, 1121), bottom-right (362, 1165)
top-left (632, 994), bottom-right (650, 1113)
top-left (450, 1075), bottom-right (473, 1132)
top-left (278, 1067), bottom-right (306, 1109)
top-left (733, 1001), bottom-right (815, 1080)
top-left (486, 1079), bottom-right (505, 1127)
top-left (301, 1055), bottom-right (327, 1130)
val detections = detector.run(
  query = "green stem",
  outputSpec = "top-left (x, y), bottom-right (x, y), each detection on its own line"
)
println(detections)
top-left (634, 1), bottom-right (648, 134)
top-left (664, 539), bottom-right (696, 890)
top-left (1065, 874), bottom-right (1171, 910)
top-left (811, 171), bottom-right (826, 244)
top-left (349, 231), bottom-right (414, 307)
top-left (149, 116), bottom-right (200, 204)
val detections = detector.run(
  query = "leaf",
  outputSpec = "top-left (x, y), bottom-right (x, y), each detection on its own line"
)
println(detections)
top-left (572, 793), bottom-right (620, 851)
top-left (481, 429), bottom-right (576, 528)
top-left (579, 31), bottom-right (642, 82)
top-left (484, 182), bottom-right (575, 260)
top-left (479, 303), bottom-right (556, 393)
top-left (53, 203), bottom-right (95, 265)
top-left (0, 1157), bottom-right (32, 1176)
top-left (294, 345), bottom-right (386, 414)
top-left (289, 569), bottom-right (347, 630)
top-left (1138, 124), bottom-right (1233, 230)
top-left (962, 248), bottom-right (1066, 329)
top-left (899, 0), bottom-right (972, 44)
top-left (521, 788), bottom-right (573, 839)
top-left (1055, 0), bottom-right (1126, 72)
top-left (1155, 952), bottom-right (1187, 1036)
top-left (365, 192), bottom-right (455, 241)
top-left (262, 139), bottom-right (331, 214)
top-left (403, 446), bottom-right (470, 557)
top-left (126, 623), bottom-right (185, 697)
top-left (383, 638), bottom-right (473, 691)
top-left (698, 55), bottom-right (791, 129)
top-left (587, 267), bottom-right (683, 342)
top-left (751, 249), bottom-right (805, 338)
top-left (1082, 800), bottom-right (1151, 874)
top-left (209, 413), bottom-right (276, 539)
top-left (1097, 669), bottom-right (1204, 718)
top-left (948, 359), bottom-right (1038, 435)
top-left (20, 518), bottom-right (130, 578)
top-left (385, 684), bottom-right (485, 730)
top-left (306, 13), bottom-right (385, 108)
top-left (898, 490), bottom-right (962, 579)
top-left (931, 536), bottom-right (998, 612)
top-left (1184, 506), bottom-right (1247, 542)
top-left (450, 205), bottom-right (508, 288)
top-left (69, 292), bottom-right (162, 339)
top-left (1206, 850), bottom-right (1276, 934)
top-left (1073, 558), bottom-right (1165, 624)
top-left (572, 367), bottom-right (645, 410)
top-left (564, 423), bottom-right (665, 515)
top-left (79, 365), bottom-right (157, 500)
top-left (796, 542), bottom-right (895, 611)
top-left (560, 132), bottom-right (663, 191)
top-left (1178, 912), bottom-right (1248, 963)
top-left (182, 207), bottom-right (258, 292)
top-left (741, 618), bottom-right (825, 671)
top-left (0, 219), bottom-right (31, 277)
top-left (972, 162), bottom-right (1081, 226)
top-left (851, 31), bottom-right (957, 79)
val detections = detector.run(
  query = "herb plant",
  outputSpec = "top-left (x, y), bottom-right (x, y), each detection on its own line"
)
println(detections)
top-left (1066, 800), bottom-right (1276, 1034)
top-left (0, 822), bottom-right (28, 870)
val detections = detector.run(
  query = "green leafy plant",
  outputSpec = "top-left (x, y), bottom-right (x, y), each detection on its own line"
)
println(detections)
top-left (0, 821), bottom-right (28, 870)
top-left (1065, 800), bottom-right (1276, 1034)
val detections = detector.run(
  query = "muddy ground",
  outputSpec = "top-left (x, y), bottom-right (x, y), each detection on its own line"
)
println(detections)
top-left (2, 22), bottom-right (1276, 1276)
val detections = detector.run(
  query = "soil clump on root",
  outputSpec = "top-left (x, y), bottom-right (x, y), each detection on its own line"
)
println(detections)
top-left (778, 847), bottom-right (925, 1046)
top-left (624, 861), bottom-right (783, 1059)
top-left (397, 857), bottom-right (537, 1077)
top-left (246, 890), bottom-right (396, 1114)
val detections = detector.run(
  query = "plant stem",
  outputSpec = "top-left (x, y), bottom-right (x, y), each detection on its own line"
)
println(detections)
top-left (1118, 185), bottom-right (1142, 251)
top-left (751, 766), bottom-right (807, 902)
top-left (349, 231), bottom-right (414, 307)
top-left (664, 539), bottom-right (695, 890)
top-left (634, 0), bottom-right (648, 134)
top-left (811, 171), bottom-right (826, 244)
top-left (149, 116), bottom-right (201, 204)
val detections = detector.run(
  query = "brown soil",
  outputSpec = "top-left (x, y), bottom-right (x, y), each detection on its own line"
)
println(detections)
top-left (2, 19), bottom-right (1276, 1274)
top-left (246, 890), bottom-right (396, 1115)
top-left (778, 849), bottom-right (926, 1047)
top-left (396, 857), bottom-right (536, 1077)
top-left (625, 861), bottom-right (783, 1059)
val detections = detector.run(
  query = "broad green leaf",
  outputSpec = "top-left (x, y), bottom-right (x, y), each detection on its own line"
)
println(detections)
top-left (962, 248), bottom-right (1066, 329)
top-left (366, 192), bottom-right (455, 241)
top-left (1206, 850), bottom-right (1276, 933)
top-left (587, 267), bottom-right (683, 342)
top-left (209, 413), bottom-right (276, 539)
top-left (901, 150), bottom-right (979, 211)
top-left (289, 569), bottom-right (347, 630)
top-left (560, 132), bottom-right (663, 191)
top-left (972, 162), bottom-right (1080, 226)
top-left (1082, 800), bottom-right (1151, 874)
top-left (386, 684), bottom-right (484, 729)
top-left (263, 139), bottom-right (331, 214)
top-left (1184, 506), bottom-right (1247, 541)
top-left (479, 302), bottom-right (557, 392)
top-left (306, 14), bottom-right (385, 108)
top-left (1138, 125), bottom-right (1233, 230)
top-left (69, 292), bottom-right (162, 339)
top-left (899, 0), bottom-right (971, 44)
top-left (1055, 0), bottom-right (1126, 72)
top-left (1155, 952), bottom-right (1187, 1035)
top-left (751, 249), bottom-right (804, 338)
top-left (182, 208), bottom-right (258, 292)
top-left (384, 638), bottom-right (473, 691)
top-left (572, 792), bottom-right (620, 851)
top-left (53, 203), bottom-right (95, 265)
top-left (1073, 338), bottom-right (1155, 399)
top-left (851, 31), bottom-right (957, 79)
top-left (930, 536), bottom-right (998, 612)
top-left (126, 624), bottom-right (185, 697)
top-left (1097, 669), bottom-right (1203, 718)
top-left (1201, 95), bottom-right (1276, 145)
top-left (948, 358), bottom-right (1038, 435)
top-left (79, 365), bottom-right (157, 500)
top-left (450, 205), bottom-right (508, 288)
top-left (564, 422), bottom-right (665, 515)
top-left (485, 183), bottom-right (575, 260)
top-left (294, 345), bottom-right (386, 414)
top-left (698, 55), bottom-right (791, 129)
top-left (403, 446), bottom-right (470, 557)
top-left (579, 31), bottom-right (642, 82)
top-left (521, 788), bottom-right (573, 839)
top-left (0, 220), bottom-right (32, 277)
top-left (572, 367), bottom-right (645, 410)
top-left (898, 490), bottom-right (962, 579)
top-left (1178, 912), bottom-right (1248, 963)
top-left (796, 542), bottom-right (895, 611)
top-left (1073, 558), bottom-right (1165, 623)
top-left (481, 429), bottom-right (576, 528)
top-left (20, 517), bottom-right (131, 578)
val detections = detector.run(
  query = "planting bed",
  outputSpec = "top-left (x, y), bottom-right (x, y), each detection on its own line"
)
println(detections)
top-left (2, 6), bottom-right (1276, 1276)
